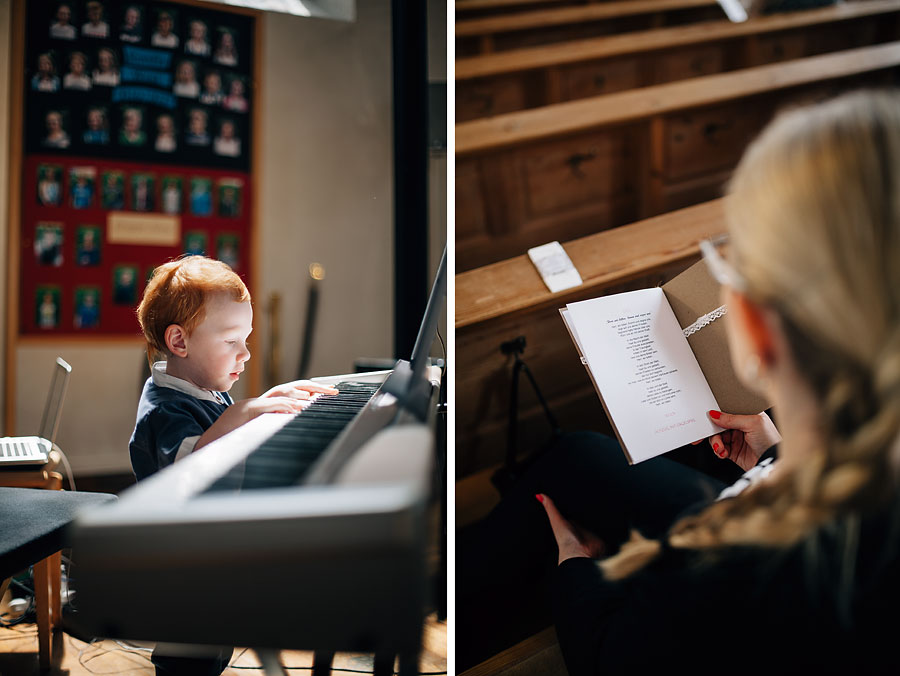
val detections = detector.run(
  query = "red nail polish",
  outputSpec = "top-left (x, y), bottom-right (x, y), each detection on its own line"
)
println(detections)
top-left (709, 410), bottom-right (721, 420)
top-left (713, 442), bottom-right (719, 451)
top-left (535, 494), bottom-right (544, 503)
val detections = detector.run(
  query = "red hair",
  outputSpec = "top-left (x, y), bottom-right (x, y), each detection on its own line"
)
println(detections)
top-left (137, 256), bottom-right (250, 364)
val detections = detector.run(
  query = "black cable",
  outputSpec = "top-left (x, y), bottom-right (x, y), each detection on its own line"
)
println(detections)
top-left (436, 323), bottom-right (446, 362)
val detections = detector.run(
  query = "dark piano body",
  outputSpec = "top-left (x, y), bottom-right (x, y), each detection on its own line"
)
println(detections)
top-left (70, 365), bottom-right (441, 667)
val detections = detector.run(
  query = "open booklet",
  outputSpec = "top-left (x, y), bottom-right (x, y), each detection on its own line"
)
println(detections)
top-left (560, 260), bottom-right (769, 464)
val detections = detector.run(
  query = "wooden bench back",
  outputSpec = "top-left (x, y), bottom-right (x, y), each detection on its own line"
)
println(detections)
top-left (456, 41), bottom-right (900, 272)
top-left (457, 0), bottom-right (724, 55)
top-left (456, 1), bottom-right (900, 121)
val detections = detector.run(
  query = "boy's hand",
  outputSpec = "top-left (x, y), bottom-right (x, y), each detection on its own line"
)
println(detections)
top-left (195, 396), bottom-right (308, 450)
top-left (261, 380), bottom-right (339, 401)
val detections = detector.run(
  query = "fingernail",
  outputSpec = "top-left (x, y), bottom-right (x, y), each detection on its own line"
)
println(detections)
top-left (535, 494), bottom-right (544, 503)
top-left (709, 410), bottom-right (721, 420)
top-left (713, 442), bottom-right (719, 451)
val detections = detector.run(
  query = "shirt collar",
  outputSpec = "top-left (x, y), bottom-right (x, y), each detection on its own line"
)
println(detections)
top-left (152, 361), bottom-right (227, 404)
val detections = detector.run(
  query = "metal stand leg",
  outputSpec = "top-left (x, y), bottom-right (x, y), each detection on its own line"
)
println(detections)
top-left (254, 648), bottom-right (288, 676)
top-left (313, 650), bottom-right (335, 676)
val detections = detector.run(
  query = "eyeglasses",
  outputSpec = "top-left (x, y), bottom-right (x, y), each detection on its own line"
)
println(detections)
top-left (699, 234), bottom-right (748, 293)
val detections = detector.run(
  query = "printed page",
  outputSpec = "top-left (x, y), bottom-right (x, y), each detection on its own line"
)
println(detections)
top-left (566, 288), bottom-right (723, 463)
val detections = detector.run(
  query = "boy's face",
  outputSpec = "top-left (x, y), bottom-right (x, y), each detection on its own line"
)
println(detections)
top-left (178, 293), bottom-right (251, 392)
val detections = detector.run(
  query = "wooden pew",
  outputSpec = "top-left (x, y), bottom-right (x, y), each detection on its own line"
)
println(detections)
top-left (456, 0), bottom-right (572, 21)
top-left (456, 41), bottom-right (900, 272)
top-left (455, 199), bottom-right (727, 479)
top-left (456, 0), bottom-right (725, 56)
top-left (457, 0), bottom-right (900, 121)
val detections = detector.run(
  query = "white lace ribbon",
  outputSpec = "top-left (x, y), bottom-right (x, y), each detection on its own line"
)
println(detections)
top-left (682, 304), bottom-right (727, 338)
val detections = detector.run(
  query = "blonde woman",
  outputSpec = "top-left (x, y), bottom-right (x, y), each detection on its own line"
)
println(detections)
top-left (460, 90), bottom-right (900, 674)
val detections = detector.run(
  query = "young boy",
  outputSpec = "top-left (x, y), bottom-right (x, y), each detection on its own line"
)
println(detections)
top-left (130, 256), bottom-right (336, 675)
top-left (130, 255), bottom-right (336, 482)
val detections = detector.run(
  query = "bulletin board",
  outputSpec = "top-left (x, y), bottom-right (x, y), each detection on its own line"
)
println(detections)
top-left (16, 0), bottom-right (257, 336)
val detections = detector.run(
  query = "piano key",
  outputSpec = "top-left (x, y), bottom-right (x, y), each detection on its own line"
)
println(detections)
top-left (204, 382), bottom-right (381, 493)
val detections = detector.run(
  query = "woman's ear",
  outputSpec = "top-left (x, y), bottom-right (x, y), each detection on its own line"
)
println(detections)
top-left (164, 324), bottom-right (188, 358)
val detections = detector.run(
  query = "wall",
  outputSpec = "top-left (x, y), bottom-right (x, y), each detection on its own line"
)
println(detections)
top-left (5, 0), bottom-right (410, 475)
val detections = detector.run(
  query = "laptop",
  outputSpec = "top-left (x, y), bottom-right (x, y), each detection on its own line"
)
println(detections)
top-left (0, 357), bottom-right (72, 467)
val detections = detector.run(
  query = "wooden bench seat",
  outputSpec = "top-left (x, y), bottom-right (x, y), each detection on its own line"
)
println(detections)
top-left (457, 0), bottom-right (900, 120)
top-left (456, 199), bottom-right (726, 478)
top-left (457, 0), bottom-right (724, 55)
top-left (456, 41), bottom-right (900, 271)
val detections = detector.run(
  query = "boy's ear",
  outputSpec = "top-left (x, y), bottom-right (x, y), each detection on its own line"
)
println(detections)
top-left (164, 324), bottom-right (189, 357)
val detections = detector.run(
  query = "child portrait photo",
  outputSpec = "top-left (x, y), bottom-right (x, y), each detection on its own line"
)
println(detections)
top-left (36, 164), bottom-right (63, 206)
top-left (75, 225), bottom-right (102, 266)
top-left (92, 47), bottom-right (119, 86)
top-left (32, 52), bottom-right (60, 92)
top-left (184, 231), bottom-right (208, 256)
top-left (36, 286), bottom-right (61, 329)
top-left (151, 9), bottom-right (178, 48)
top-left (161, 176), bottom-right (182, 214)
top-left (217, 179), bottom-right (242, 218)
top-left (190, 177), bottom-right (213, 216)
top-left (82, 1), bottom-right (109, 38)
top-left (43, 109), bottom-right (70, 149)
top-left (83, 106), bottom-right (109, 145)
top-left (63, 50), bottom-right (91, 90)
top-left (74, 286), bottom-right (101, 329)
top-left (49, 3), bottom-right (77, 40)
top-left (101, 170), bottom-right (125, 209)
top-left (34, 222), bottom-right (64, 266)
top-left (119, 106), bottom-right (146, 147)
top-left (112, 264), bottom-right (139, 305)
top-left (216, 233), bottom-right (239, 270)
top-left (69, 166), bottom-right (96, 209)
top-left (119, 4), bottom-right (143, 43)
top-left (131, 173), bottom-right (155, 212)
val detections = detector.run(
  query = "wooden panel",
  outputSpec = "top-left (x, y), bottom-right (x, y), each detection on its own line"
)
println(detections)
top-left (456, 158), bottom-right (490, 243)
top-left (754, 30), bottom-right (807, 64)
top-left (654, 43), bottom-right (726, 82)
top-left (456, 75), bottom-right (531, 122)
top-left (518, 130), bottom-right (633, 216)
top-left (664, 101), bottom-right (765, 181)
top-left (557, 57), bottom-right (642, 100)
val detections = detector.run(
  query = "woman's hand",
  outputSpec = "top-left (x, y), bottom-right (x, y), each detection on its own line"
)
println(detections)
top-left (261, 379), bottom-right (339, 401)
top-left (702, 410), bottom-right (781, 471)
top-left (536, 493), bottom-right (606, 565)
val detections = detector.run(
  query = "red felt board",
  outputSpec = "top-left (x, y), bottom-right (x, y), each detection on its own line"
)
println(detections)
top-left (21, 153), bottom-right (252, 335)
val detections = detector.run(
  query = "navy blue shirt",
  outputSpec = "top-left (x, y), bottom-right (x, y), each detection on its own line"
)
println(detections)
top-left (129, 376), bottom-right (233, 481)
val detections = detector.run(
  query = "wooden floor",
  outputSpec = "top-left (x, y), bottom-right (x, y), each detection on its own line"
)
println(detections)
top-left (0, 614), bottom-right (447, 675)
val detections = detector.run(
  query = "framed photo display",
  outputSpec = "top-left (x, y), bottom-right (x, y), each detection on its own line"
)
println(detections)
top-left (19, 1), bottom-right (256, 335)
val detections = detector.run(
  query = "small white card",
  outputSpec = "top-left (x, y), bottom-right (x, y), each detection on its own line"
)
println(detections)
top-left (528, 241), bottom-right (583, 294)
